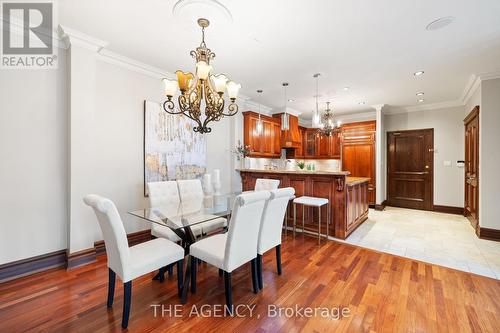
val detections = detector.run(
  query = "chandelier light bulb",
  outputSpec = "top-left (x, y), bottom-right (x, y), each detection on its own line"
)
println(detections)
top-left (162, 78), bottom-right (178, 97)
top-left (226, 81), bottom-right (241, 100)
top-left (211, 74), bottom-right (228, 94)
top-left (196, 61), bottom-right (212, 80)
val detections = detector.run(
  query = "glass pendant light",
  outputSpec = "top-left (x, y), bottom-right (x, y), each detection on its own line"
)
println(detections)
top-left (256, 89), bottom-right (263, 135)
top-left (312, 73), bottom-right (321, 127)
top-left (281, 82), bottom-right (289, 131)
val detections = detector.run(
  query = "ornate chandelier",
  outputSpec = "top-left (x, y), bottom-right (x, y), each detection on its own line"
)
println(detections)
top-left (317, 102), bottom-right (340, 137)
top-left (161, 18), bottom-right (241, 134)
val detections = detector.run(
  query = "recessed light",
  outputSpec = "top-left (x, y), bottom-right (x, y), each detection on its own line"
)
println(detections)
top-left (426, 16), bottom-right (455, 31)
top-left (414, 71), bottom-right (425, 77)
top-left (417, 98), bottom-right (425, 103)
top-left (288, 99), bottom-right (294, 102)
top-left (416, 92), bottom-right (424, 96)
top-left (358, 101), bottom-right (366, 105)
top-left (343, 87), bottom-right (350, 91)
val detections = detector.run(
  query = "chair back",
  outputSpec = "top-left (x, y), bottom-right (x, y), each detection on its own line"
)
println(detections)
top-left (255, 178), bottom-right (280, 191)
top-left (83, 195), bottom-right (130, 279)
top-left (147, 181), bottom-right (180, 206)
top-left (177, 179), bottom-right (204, 202)
top-left (224, 191), bottom-right (271, 272)
top-left (258, 187), bottom-right (295, 254)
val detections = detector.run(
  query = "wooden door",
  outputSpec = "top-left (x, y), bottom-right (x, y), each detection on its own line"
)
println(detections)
top-left (316, 134), bottom-right (331, 158)
top-left (464, 106), bottom-right (479, 229)
top-left (261, 121), bottom-right (273, 155)
top-left (387, 129), bottom-right (434, 210)
top-left (304, 130), bottom-right (316, 158)
top-left (331, 133), bottom-right (340, 158)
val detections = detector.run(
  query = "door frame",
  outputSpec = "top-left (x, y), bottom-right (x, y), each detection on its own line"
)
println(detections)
top-left (386, 128), bottom-right (434, 210)
top-left (463, 106), bottom-right (480, 232)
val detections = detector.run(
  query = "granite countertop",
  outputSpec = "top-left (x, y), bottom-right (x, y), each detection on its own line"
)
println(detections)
top-left (236, 168), bottom-right (350, 176)
top-left (346, 177), bottom-right (371, 186)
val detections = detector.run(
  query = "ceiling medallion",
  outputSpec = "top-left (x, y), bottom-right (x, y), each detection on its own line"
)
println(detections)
top-left (161, 18), bottom-right (241, 133)
top-left (317, 102), bottom-right (340, 137)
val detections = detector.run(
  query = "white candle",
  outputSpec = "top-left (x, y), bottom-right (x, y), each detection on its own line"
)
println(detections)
top-left (213, 169), bottom-right (220, 183)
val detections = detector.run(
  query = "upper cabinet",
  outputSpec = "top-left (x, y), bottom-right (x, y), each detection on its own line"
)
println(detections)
top-left (243, 111), bottom-right (281, 158)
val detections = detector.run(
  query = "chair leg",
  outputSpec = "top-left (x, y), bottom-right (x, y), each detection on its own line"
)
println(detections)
top-left (318, 206), bottom-right (321, 245)
top-left (121, 281), bottom-right (132, 329)
top-left (219, 268), bottom-right (223, 277)
top-left (107, 268), bottom-right (116, 308)
top-left (177, 259), bottom-right (184, 298)
top-left (276, 245), bottom-right (282, 275)
top-left (250, 258), bottom-right (258, 294)
top-left (293, 203), bottom-right (296, 238)
top-left (224, 272), bottom-right (233, 316)
top-left (190, 256), bottom-right (197, 294)
top-left (257, 254), bottom-right (263, 290)
top-left (159, 266), bottom-right (165, 283)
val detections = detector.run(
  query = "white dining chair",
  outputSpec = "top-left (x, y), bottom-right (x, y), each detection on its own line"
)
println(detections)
top-left (83, 194), bottom-right (184, 329)
top-left (256, 187), bottom-right (295, 290)
top-left (147, 181), bottom-right (182, 243)
top-left (189, 191), bottom-right (271, 314)
top-left (254, 178), bottom-right (280, 191)
top-left (177, 179), bottom-right (227, 234)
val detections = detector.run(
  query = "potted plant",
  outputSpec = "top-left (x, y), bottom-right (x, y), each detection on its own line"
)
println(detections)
top-left (234, 140), bottom-right (251, 169)
top-left (296, 160), bottom-right (306, 170)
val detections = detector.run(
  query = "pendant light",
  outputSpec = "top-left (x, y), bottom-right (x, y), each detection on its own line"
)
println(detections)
top-left (256, 89), bottom-right (263, 134)
top-left (281, 82), bottom-right (289, 131)
top-left (312, 73), bottom-right (321, 127)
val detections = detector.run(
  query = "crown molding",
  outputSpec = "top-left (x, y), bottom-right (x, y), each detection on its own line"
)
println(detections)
top-left (97, 49), bottom-right (173, 79)
top-left (370, 104), bottom-right (386, 112)
top-left (461, 71), bottom-right (500, 105)
top-left (243, 100), bottom-right (273, 115)
top-left (404, 100), bottom-right (464, 113)
top-left (57, 25), bottom-right (108, 52)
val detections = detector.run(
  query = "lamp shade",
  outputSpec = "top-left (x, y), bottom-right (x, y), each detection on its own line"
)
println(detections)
top-left (196, 61), bottom-right (212, 80)
top-left (226, 81), bottom-right (241, 99)
top-left (162, 78), bottom-right (178, 97)
top-left (176, 70), bottom-right (194, 92)
top-left (211, 74), bottom-right (228, 93)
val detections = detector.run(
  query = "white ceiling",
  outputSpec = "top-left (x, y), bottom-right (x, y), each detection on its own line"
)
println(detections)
top-left (59, 0), bottom-right (500, 118)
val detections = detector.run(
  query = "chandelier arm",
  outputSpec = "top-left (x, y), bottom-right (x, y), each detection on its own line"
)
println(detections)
top-left (162, 99), bottom-right (183, 115)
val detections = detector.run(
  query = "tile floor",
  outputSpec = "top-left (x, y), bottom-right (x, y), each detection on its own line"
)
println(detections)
top-left (340, 206), bottom-right (500, 279)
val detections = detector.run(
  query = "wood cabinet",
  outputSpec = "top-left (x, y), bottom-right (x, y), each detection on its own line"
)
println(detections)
top-left (304, 129), bottom-right (317, 158)
top-left (243, 111), bottom-right (281, 158)
top-left (341, 121), bottom-right (376, 205)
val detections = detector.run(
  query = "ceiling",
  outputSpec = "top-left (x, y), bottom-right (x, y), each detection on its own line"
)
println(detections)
top-left (59, 0), bottom-right (500, 119)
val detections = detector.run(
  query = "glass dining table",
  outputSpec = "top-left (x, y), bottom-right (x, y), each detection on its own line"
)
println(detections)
top-left (128, 193), bottom-right (239, 303)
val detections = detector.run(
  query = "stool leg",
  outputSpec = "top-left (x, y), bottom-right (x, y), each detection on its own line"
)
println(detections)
top-left (326, 203), bottom-right (330, 241)
top-left (302, 204), bottom-right (305, 234)
top-left (293, 203), bottom-right (296, 238)
top-left (285, 205), bottom-right (288, 237)
top-left (318, 206), bottom-right (321, 245)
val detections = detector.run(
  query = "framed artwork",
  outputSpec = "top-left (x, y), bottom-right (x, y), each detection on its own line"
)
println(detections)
top-left (143, 100), bottom-right (206, 196)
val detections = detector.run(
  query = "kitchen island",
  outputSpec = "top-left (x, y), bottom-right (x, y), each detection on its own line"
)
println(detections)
top-left (238, 169), bottom-right (369, 239)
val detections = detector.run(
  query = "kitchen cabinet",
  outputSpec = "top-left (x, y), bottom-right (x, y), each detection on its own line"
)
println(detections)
top-left (243, 111), bottom-right (281, 158)
top-left (304, 129), bottom-right (317, 158)
top-left (341, 120), bottom-right (376, 205)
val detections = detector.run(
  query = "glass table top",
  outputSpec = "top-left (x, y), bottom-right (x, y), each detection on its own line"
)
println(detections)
top-left (128, 193), bottom-right (239, 230)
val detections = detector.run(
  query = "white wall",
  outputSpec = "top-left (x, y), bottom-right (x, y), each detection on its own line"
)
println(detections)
top-left (0, 51), bottom-right (69, 264)
top-left (479, 78), bottom-right (500, 229)
top-left (384, 106), bottom-right (465, 207)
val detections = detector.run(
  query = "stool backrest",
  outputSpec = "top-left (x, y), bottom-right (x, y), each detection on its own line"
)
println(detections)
top-left (257, 187), bottom-right (295, 254)
top-left (254, 178), bottom-right (280, 191)
top-left (224, 191), bottom-right (271, 272)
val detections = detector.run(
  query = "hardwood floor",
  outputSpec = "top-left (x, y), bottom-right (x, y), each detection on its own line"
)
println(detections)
top-left (1, 235), bottom-right (499, 332)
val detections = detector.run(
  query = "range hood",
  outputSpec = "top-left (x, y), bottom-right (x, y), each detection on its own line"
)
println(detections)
top-left (273, 113), bottom-right (301, 149)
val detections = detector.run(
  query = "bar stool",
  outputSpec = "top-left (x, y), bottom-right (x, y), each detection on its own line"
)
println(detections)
top-left (293, 196), bottom-right (329, 244)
